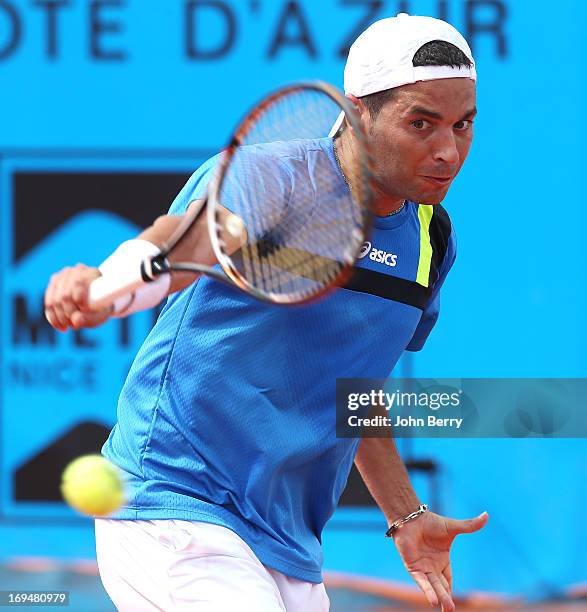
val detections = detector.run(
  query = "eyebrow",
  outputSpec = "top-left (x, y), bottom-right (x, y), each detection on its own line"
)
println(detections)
top-left (408, 106), bottom-right (478, 120)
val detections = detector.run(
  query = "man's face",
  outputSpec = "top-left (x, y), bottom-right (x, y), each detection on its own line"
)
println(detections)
top-left (360, 78), bottom-right (477, 205)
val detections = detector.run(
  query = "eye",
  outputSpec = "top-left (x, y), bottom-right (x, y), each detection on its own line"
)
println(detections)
top-left (411, 119), bottom-right (431, 131)
top-left (454, 120), bottom-right (473, 131)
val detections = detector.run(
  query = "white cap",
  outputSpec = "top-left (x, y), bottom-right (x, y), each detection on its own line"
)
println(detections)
top-left (330, 13), bottom-right (476, 135)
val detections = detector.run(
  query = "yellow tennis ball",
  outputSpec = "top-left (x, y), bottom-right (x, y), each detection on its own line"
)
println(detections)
top-left (61, 455), bottom-right (124, 517)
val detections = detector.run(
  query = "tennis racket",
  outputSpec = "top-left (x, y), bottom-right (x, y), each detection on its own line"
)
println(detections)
top-left (89, 81), bottom-right (373, 308)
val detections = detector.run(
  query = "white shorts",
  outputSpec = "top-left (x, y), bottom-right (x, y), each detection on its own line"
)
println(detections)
top-left (95, 519), bottom-right (330, 612)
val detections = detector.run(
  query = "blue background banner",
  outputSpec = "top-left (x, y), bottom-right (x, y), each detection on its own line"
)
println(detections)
top-left (1, 0), bottom-right (585, 599)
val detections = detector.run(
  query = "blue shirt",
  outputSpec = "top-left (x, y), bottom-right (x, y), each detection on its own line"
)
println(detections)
top-left (102, 137), bottom-right (456, 583)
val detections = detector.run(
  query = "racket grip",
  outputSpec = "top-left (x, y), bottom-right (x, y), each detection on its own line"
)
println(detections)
top-left (88, 264), bottom-right (147, 311)
top-left (89, 239), bottom-right (166, 312)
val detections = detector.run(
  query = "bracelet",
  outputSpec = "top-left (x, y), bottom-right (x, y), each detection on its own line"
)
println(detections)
top-left (385, 504), bottom-right (428, 537)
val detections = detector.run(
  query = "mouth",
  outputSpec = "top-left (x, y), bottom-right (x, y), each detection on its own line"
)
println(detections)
top-left (421, 176), bottom-right (452, 187)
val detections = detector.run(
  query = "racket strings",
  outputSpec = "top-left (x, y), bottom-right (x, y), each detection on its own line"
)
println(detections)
top-left (264, 165), bottom-right (364, 293)
top-left (247, 196), bottom-right (360, 294)
top-left (231, 179), bottom-right (362, 294)
top-left (244, 192), bottom-right (351, 292)
top-left (258, 196), bottom-right (361, 289)
top-left (216, 87), bottom-right (370, 301)
top-left (232, 186), bottom-right (360, 295)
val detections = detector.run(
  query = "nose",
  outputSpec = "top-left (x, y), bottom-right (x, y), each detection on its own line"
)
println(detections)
top-left (433, 129), bottom-right (459, 166)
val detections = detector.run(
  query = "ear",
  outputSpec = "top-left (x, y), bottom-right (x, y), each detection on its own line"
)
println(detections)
top-left (347, 94), bottom-right (365, 114)
top-left (347, 94), bottom-right (371, 131)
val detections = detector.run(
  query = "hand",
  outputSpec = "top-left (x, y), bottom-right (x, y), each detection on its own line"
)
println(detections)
top-left (45, 264), bottom-right (112, 331)
top-left (392, 510), bottom-right (489, 610)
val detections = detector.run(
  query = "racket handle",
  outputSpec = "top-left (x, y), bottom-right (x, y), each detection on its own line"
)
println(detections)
top-left (88, 239), bottom-right (165, 312)
top-left (88, 265), bottom-right (147, 311)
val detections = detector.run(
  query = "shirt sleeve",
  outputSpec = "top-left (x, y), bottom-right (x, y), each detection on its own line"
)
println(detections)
top-left (167, 149), bottom-right (291, 241)
top-left (405, 225), bottom-right (457, 352)
top-left (167, 155), bottom-right (221, 214)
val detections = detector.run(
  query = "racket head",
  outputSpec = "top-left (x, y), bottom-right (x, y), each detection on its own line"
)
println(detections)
top-left (207, 81), bottom-right (374, 305)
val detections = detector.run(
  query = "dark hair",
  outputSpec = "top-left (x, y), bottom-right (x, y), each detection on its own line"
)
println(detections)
top-left (360, 40), bottom-right (473, 119)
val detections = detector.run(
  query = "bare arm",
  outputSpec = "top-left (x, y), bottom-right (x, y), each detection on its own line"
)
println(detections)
top-left (138, 199), bottom-right (217, 294)
top-left (44, 200), bottom-right (239, 331)
top-left (355, 422), bottom-right (488, 611)
top-left (354, 435), bottom-right (421, 525)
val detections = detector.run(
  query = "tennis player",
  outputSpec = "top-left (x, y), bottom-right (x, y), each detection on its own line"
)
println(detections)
top-left (45, 13), bottom-right (488, 612)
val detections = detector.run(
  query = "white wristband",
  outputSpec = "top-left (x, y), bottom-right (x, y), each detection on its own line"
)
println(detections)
top-left (98, 239), bottom-right (171, 316)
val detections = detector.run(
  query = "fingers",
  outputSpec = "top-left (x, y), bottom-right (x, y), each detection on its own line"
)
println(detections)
top-left (439, 571), bottom-right (450, 595)
top-left (442, 564), bottom-right (453, 595)
top-left (45, 265), bottom-right (106, 331)
top-left (428, 572), bottom-right (454, 612)
top-left (45, 268), bottom-right (74, 331)
top-left (412, 569), bottom-right (455, 611)
top-left (411, 571), bottom-right (439, 608)
top-left (70, 310), bottom-right (112, 329)
top-left (71, 273), bottom-right (92, 311)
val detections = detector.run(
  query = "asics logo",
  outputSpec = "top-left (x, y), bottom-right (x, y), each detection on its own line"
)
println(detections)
top-left (358, 242), bottom-right (371, 259)
top-left (357, 241), bottom-right (398, 267)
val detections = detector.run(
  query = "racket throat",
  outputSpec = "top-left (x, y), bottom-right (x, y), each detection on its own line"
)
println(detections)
top-left (142, 254), bottom-right (171, 282)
